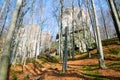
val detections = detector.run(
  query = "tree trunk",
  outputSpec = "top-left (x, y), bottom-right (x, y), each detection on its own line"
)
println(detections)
top-left (98, 0), bottom-right (109, 39)
top-left (84, 21), bottom-right (91, 58)
top-left (0, 0), bottom-right (8, 18)
top-left (62, 27), bottom-right (68, 73)
top-left (113, 0), bottom-right (120, 19)
top-left (60, 0), bottom-right (64, 60)
top-left (0, 0), bottom-right (10, 39)
top-left (107, 0), bottom-right (120, 41)
top-left (0, 6), bottom-right (9, 39)
top-left (0, 0), bottom-right (23, 79)
top-left (88, 1), bottom-right (98, 47)
top-left (91, 0), bottom-right (106, 69)
top-left (71, 0), bottom-right (75, 60)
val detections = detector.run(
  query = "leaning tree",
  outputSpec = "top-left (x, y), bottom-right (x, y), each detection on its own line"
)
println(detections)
top-left (0, 0), bottom-right (23, 79)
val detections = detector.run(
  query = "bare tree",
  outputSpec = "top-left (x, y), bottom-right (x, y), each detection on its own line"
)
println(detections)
top-left (0, 0), bottom-right (23, 79)
top-left (113, 0), bottom-right (120, 19)
top-left (52, 0), bottom-right (61, 57)
top-left (98, 0), bottom-right (109, 39)
top-left (107, 0), bottom-right (120, 41)
top-left (91, 0), bottom-right (106, 69)
top-left (60, 0), bottom-right (64, 60)
top-left (0, 0), bottom-right (9, 18)
top-left (62, 26), bottom-right (68, 73)
top-left (77, 0), bottom-right (91, 57)
top-left (10, 0), bottom-right (35, 70)
top-left (0, 0), bottom-right (10, 39)
top-left (71, 0), bottom-right (75, 60)
top-left (85, 0), bottom-right (98, 47)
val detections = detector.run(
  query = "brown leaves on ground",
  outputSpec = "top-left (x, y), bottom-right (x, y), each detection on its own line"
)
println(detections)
top-left (10, 44), bottom-right (120, 80)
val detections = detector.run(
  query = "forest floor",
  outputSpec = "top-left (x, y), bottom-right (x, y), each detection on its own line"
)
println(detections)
top-left (10, 44), bottom-right (120, 80)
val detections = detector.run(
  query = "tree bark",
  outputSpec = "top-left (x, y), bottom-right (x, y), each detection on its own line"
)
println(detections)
top-left (107, 0), bottom-right (120, 41)
top-left (0, 5), bottom-right (9, 39)
top-left (88, 0), bottom-right (98, 47)
top-left (0, 0), bottom-right (10, 39)
top-left (60, 0), bottom-right (64, 60)
top-left (71, 0), bottom-right (75, 60)
top-left (0, 0), bottom-right (8, 18)
top-left (62, 27), bottom-right (68, 73)
top-left (0, 0), bottom-right (23, 79)
top-left (91, 0), bottom-right (106, 69)
top-left (98, 0), bottom-right (109, 39)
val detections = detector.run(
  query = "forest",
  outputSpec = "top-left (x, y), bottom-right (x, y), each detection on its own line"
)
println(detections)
top-left (0, 0), bottom-right (120, 80)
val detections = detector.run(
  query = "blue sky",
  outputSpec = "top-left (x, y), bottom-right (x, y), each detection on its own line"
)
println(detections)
top-left (0, 0), bottom-right (113, 40)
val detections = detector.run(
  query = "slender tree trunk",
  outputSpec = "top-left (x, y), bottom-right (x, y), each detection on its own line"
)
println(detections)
top-left (58, 22), bottom-right (61, 56)
top-left (0, 0), bottom-right (23, 79)
top-left (11, 28), bottom-right (25, 65)
top-left (0, 0), bottom-right (8, 18)
top-left (83, 24), bottom-right (91, 57)
top-left (22, 55), bottom-right (27, 73)
top-left (34, 30), bottom-right (38, 61)
top-left (98, 0), bottom-right (109, 39)
top-left (36, 32), bottom-right (40, 60)
top-left (39, 27), bottom-right (42, 56)
top-left (35, 29), bottom-right (40, 60)
top-left (0, 0), bottom-right (10, 39)
top-left (0, 7), bottom-right (9, 39)
top-left (88, 1), bottom-right (98, 47)
top-left (91, 0), bottom-right (106, 69)
top-left (71, 0), bottom-right (75, 60)
top-left (60, 0), bottom-right (64, 60)
top-left (62, 27), bottom-right (68, 73)
top-left (107, 0), bottom-right (120, 41)
top-left (112, 0), bottom-right (120, 19)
